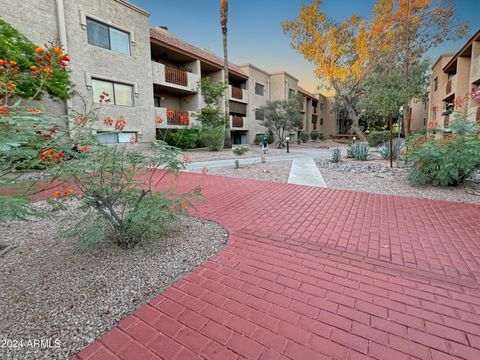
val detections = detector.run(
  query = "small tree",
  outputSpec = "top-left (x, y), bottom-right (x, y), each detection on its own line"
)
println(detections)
top-left (196, 78), bottom-right (228, 151)
top-left (361, 62), bottom-right (428, 166)
top-left (261, 97), bottom-right (302, 147)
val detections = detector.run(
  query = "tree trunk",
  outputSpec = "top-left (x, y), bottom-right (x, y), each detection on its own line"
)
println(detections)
top-left (220, 0), bottom-right (231, 148)
top-left (332, 81), bottom-right (367, 142)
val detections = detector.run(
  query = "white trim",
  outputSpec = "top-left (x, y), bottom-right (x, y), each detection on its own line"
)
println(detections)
top-left (85, 72), bottom-right (139, 97)
top-left (79, 10), bottom-right (136, 48)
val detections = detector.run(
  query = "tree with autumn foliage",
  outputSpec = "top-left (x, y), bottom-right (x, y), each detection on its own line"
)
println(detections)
top-left (369, 0), bottom-right (469, 134)
top-left (283, 0), bottom-right (468, 140)
top-left (283, 0), bottom-right (370, 140)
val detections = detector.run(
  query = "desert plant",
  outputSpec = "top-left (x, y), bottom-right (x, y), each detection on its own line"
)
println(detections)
top-left (310, 132), bottom-right (320, 141)
top-left (331, 147), bottom-right (341, 163)
top-left (379, 139), bottom-right (403, 160)
top-left (347, 142), bottom-right (369, 160)
top-left (299, 132), bottom-right (310, 143)
top-left (233, 146), bottom-right (248, 156)
top-left (405, 114), bottom-right (480, 187)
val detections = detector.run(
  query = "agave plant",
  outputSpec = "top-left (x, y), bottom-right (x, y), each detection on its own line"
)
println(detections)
top-left (331, 147), bottom-right (341, 163)
top-left (379, 139), bottom-right (403, 160)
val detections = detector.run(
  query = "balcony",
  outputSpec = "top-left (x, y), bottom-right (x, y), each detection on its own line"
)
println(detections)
top-left (446, 80), bottom-right (452, 95)
top-left (443, 75), bottom-right (456, 100)
top-left (151, 61), bottom-right (199, 92)
top-left (229, 85), bottom-right (248, 103)
top-left (154, 107), bottom-right (196, 128)
top-left (231, 115), bottom-right (244, 128)
top-left (165, 65), bottom-right (187, 86)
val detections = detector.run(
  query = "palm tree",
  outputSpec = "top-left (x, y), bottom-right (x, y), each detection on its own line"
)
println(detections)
top-left (220, 0), bottom-right (231, 147)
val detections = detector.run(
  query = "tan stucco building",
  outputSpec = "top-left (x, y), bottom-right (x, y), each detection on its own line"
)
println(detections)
top-left (1, 0), bottom-right (339, 145)
top-left (428, 30), bottom-right (480, 129)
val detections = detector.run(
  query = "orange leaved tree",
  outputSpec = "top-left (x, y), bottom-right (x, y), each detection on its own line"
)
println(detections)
top-left (283, 0), bottom-right (370, 141)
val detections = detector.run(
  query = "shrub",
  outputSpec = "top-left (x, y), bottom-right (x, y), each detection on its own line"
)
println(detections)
top-left (331, 147), bottom-right (341, 163)
top-left (347, 142), bottom-right (369, 161)
top-left (368, 130), bottom-right (398, 147)
top-left (405, 117), bottom-right (480, 187)
top-left (199, 125), bottom-right (225, 151)
top-left (161, 128), bottom-right (198, 149)
top-left (310, 132), bottom-right (320, 141)
top-left (234, 159), bottom-right (240, 169)
top-left (58, 141), bottom-right (199, 248)
top-left (233, 146), bottom-right (248, 156)
top-left (379, 139), bottom-right (403, 160)
top-left (299, 132), bottom-right (310, 143)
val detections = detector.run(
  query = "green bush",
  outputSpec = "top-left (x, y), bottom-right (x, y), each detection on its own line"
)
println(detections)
top-left (368, 130), bottom-right (398, 147)
top-left (379, 139), bottom-right (403, 160)
top-left (299, 132), bottom-right (310, 143)
top-left (200, 125), bottom-right (225, 151)
top-left (233, 146), bottom-right (248, 156)
top-left (331, 147), bottom-right (341, 163)
top-left (160, 129), bottom-right (198, 149)
top-left (310, 132), bottom-right (320, 141)
top-left (347, 142), bottom-right (369, 161)
top-left (405, 117), bottom-right (480, 187)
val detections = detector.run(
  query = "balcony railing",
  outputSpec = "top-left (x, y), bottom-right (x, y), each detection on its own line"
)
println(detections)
top-left (232, 116), bottom-right (243, 128)
top-left (231, 86), bottom-right (243, 100)
top-left (165, 65), bottom-right (188, 86)
top-left (446, 79), bottom-right (452, 94)
top-left (166, 109), bottom-right (190, 126)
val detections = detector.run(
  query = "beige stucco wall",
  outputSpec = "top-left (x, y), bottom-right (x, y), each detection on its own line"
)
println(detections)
top-left (409, 99), bottom-right (428, 131)
top-left (1, 0), bottom-right (156, 142)
top-left (428, 55), bottom-right (453, 128)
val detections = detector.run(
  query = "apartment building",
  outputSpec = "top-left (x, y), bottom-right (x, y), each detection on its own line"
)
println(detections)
top-left (1, 0), bottom-right (337, 145)
top-left (428, 30), bottom-right (480, 129)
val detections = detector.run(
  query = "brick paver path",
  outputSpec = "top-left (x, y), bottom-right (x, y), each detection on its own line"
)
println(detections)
top-left (74, 172), bottom-right (480, 360)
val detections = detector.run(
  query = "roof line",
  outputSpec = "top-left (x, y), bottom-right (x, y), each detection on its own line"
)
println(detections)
top-left (442, 29), bottom-right (480, 72)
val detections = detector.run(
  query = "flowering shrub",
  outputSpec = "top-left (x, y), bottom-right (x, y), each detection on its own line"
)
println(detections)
top-left (405, 110), bottom-right (480, 186)
top-left (0, 28), bottom-right (201, 250)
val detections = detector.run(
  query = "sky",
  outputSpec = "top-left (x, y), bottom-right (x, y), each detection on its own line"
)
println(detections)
top-left (134, 0), bottom-right (480, 93)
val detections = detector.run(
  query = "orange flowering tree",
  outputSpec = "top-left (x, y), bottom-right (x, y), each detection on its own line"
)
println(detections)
top-left (282, 0), bottom-right (370, 140)
top-left (0, 24), bottom-right (200, 246)
top-left (0, 19), bottom-right (74, 102)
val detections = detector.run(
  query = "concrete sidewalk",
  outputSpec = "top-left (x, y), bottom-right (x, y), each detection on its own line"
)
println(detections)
top-left (288, 157), bottom-right (327, 188)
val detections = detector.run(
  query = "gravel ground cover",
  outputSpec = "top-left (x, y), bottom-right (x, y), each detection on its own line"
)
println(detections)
top-left (0, 206), bottom-right (227, 359)
top-left (317, 158), bottom-right (480, 204)
top-left (205, 160), bottom-right (292, 183)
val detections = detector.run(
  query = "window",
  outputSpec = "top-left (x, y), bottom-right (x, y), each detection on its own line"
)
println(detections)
top-left (320, 103), bottom-right (323, 111)
top-left (289, 88), bottom-right (296, 98)
top-left (433, 77), bottom-right (438, 91)
top-left (87, 18), bottom-right (130, 55)
top-left (255, 83), bottom-right (264, 96)
top-left (154, 96), bottom-right (160, 107)
top-left (97, 132), bottom-right (137, 144)
top-left (255, 108), bottom-right (264, 121)
top-left (320, 118), bottom-right (324, 126)
top-left (92, 79), bottom-right (133, 106)
top-left (432, 109), bottom-right (437, 120)
top-left (312, 101), bottom-right (318, 114)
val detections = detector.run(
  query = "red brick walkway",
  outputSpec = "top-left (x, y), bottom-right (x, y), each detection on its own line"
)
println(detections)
top-left (74, 172), bottom-right (480, 360)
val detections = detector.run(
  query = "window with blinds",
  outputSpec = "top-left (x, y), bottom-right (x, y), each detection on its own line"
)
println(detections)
top-left (255, 108), bottom-right (264, 121)
top-left (255, 83), bottom-right (264, 96)
top-left (92, 79), bottom-right (134, 106)
top-left (86, 18), bottom-right (130, 55)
